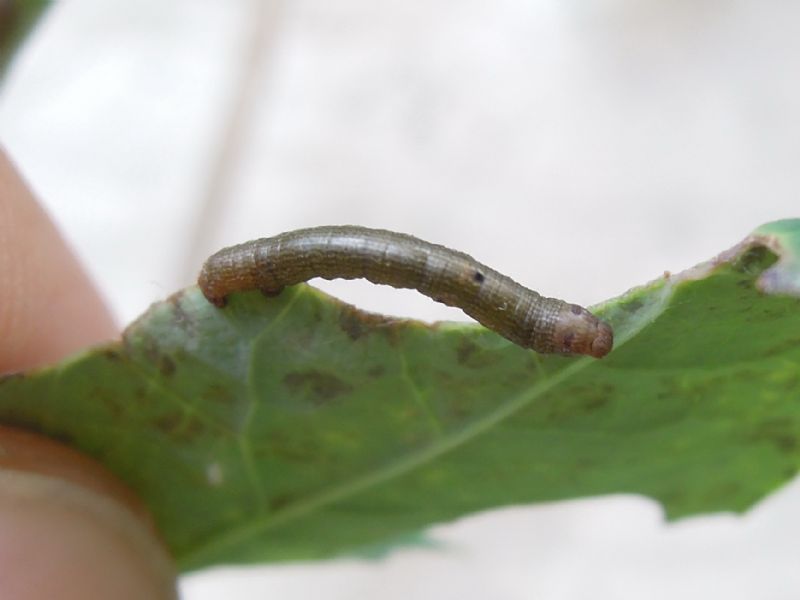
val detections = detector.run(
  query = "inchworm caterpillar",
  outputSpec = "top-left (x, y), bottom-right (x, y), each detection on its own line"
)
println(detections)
top-left (198, 226), bottom-right (613, 358)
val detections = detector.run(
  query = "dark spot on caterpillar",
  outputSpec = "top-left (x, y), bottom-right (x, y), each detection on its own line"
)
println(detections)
top-left (198, 226), bottom-right (614, 357)
top-left (283, 370), bottom-right (353, 404)
top-left (260, 287), bottom-right (283, 298)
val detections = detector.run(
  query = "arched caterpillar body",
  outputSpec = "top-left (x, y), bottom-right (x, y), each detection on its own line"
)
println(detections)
top-left (198, 226), bottom-right (613, 358)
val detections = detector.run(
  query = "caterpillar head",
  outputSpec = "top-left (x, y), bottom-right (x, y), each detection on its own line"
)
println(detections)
top-left (552, 304), bottom-right (614, 358)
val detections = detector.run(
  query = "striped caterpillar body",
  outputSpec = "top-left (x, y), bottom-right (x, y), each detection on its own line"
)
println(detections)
top-left (198, 226), bottom-right (613, 358)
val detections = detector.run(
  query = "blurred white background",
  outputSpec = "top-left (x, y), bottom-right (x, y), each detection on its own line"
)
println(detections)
top-left (1, 0), bottom-right (799, 598)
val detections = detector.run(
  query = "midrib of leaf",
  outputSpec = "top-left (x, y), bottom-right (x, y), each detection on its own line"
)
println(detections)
top-left (234, 290), bottom-right (306, 512)
top-left (238, 287), bottom-right (304, 435)
top-left (176, 281), bottom-right (671, 570)
top-left (399, 351), bottom-right (445, 436)
top-left (176, 356), bottom-right (588, 569)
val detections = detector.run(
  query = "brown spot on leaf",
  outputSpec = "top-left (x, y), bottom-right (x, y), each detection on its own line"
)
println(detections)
top-left (152, 412), bottom-right (182, 434)
top-left (367, 365), bottom-right (386, 378)
top-left (159, 355), bottom-right (176, 377)
top-left (151, 412), bottom-right (208, 442)
top-left (166, 290), bottom-right (196, 331)
top-left (137, 336), bottom-right (164, 370)
top-left (621, 298), bottom-right (644, 313)
top-left (96, 389), bottom-right (125, 418)
top-left (283, 370), bottom-right (353, 404)
top-left (542, 383), bottom-right (614, 421)
top-left (456, 339), bottom-right (478, 365)
top-left (763, 337), bottom-right (800, 357)
top-left (456, 338), bottom-right (501, 369)
top-left (731, 245), bottom-right (776, 276)
top-left (133, 386), bottom-right (155, 408)
top-left (582, 393), bottom-right (611, 412)
top-left (203, 383), bottom-right (237, 406)
top-left (751, 418), bottom-right (799, 454)
top-left (338, 306), bottom-right (399, 342)
top-left (269, 493), bottom-right (296, 511)
top-left (102, 348), bottom-right (123, 362)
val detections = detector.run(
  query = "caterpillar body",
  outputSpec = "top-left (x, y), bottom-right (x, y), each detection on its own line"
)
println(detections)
top-left (198, 226), bottom-right (613, 358)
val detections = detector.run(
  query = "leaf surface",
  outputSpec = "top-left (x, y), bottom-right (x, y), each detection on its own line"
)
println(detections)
top-left (1, 220), bottom-right (799, 571)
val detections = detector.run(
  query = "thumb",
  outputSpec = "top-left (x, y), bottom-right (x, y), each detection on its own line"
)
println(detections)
top-left (0, 426), bottom-right (177, 599)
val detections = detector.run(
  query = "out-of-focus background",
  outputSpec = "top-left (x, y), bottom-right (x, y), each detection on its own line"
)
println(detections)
top-left (1, 1), bottom-right (799, 598)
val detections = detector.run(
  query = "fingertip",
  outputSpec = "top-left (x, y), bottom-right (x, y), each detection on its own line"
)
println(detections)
top-left (0, 150), bottom-right (118, 372)
top-left (0, 426), bottom-right (177, 600)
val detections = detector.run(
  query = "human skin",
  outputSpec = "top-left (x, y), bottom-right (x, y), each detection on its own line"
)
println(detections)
top-left (0, 149), bottom-right (177, 599)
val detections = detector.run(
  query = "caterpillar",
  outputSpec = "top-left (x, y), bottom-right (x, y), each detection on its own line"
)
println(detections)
top-left (198, 226), bottom-right (613, 358)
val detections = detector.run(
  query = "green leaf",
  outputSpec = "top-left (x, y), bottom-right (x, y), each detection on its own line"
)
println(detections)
top-left (0, 0), bottom-right (51, 78)
top-left (1, 219), bottom-right (800, 572)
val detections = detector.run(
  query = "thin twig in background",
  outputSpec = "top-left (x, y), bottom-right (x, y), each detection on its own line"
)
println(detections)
top-left (180, 0), bottom-right (285, 281)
